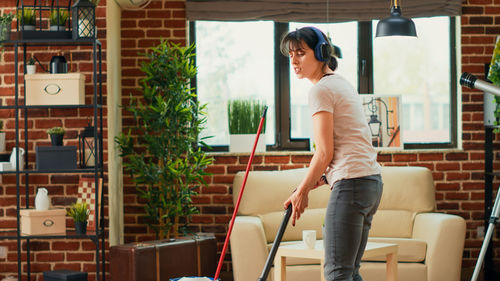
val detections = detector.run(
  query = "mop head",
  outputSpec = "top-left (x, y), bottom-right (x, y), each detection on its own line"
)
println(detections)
top-left (171, 277), bottom-right (214, 281)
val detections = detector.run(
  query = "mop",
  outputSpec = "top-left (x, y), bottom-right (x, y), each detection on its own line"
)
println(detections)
top-left (173, 106), bottom-right (290, 281)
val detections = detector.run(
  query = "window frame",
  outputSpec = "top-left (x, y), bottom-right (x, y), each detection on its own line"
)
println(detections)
top-left (190, 17), bottom-right (458, 151)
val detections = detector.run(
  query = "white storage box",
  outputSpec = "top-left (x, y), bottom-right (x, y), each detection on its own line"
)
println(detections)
top-left (20, 208), bottom-right (66, 235)
top-left (25, 73), bottom-right (85, 106)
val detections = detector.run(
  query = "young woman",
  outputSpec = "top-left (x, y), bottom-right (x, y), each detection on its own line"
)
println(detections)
top-left (281, 26), bottom-right (383, 281)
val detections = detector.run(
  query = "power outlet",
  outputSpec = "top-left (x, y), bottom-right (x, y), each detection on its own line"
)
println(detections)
top-left (0, 246), bottom-right (7, 259)
top-left (477, 226), bottom-right (485, 238)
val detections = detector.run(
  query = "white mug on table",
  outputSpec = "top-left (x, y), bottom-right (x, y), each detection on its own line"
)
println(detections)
top-left (302, 230), bottom-right (316, 249)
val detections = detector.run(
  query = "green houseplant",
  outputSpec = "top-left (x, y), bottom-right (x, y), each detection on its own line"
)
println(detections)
top-left (0, 12), bottom-right (14, 56)
top-left (17, 8), bottom-right (36, 31)
top-left (227, 99), bottom-right (267, 152)
top-left (67, 202), bottom-right (90, 235)
top-left (49, 9), bottom-right (69, 31)
top-left (115, 40), bottom-right (213, 240)
top-left (47, 127), bottom-right (65, 146)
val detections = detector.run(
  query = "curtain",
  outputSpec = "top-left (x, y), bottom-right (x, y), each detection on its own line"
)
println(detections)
top-left (185, 0), bottom-right (462, 23)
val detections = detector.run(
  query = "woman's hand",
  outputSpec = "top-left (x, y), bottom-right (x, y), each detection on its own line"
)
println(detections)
top-left (284, 188), bottom-right (309, 227)
top-left (284, 176), bottom-right (328, 226)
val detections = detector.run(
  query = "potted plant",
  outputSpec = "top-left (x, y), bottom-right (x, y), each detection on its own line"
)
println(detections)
top-left (67, 202), bottom-right (90, 235)
top-left (17, 8), bottom-right (36, 31)
top-left (115, 40), bottom-right (214, 240)
top-left (0, 12), bottom-right (14, 41)
top-left (0, 120), bottom-right (5, 153)
top-left (49, 9), bottom-right (69, 31)
top-left (0, 12), bottom-right (14, 56)
top-left (227, 99), bottom-right (267, 152)
top-left (26, 56), bottom-right (36, 74)
top-left (47, 127), bottom-right (65, 146)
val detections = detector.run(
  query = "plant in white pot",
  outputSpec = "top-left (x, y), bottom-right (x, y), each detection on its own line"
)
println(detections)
top-left (26, 56), bottom-right (36, 74)
top-left (17, 8), bottom-right (36, 31)
top-left (0, 120), bottom-right (5, 153)
top-left (49, 9), bottom-right (69, 31)
top-left (227, 99), bottom-right (267, 153)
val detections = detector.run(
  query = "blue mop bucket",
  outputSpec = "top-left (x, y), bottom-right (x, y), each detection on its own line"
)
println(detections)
top-left (170, 277), bottom-right (220, 281)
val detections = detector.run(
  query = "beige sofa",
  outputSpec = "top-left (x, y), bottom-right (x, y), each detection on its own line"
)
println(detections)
top-left (229, 166), bottom-right (466, 281)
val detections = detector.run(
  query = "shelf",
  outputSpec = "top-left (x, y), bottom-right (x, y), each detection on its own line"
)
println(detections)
top-left (0, 230), bottom-right (103, 240)
top-left (0, 168), bottom-right (103, 174)
top-left (1, 33), bottom-right (101, 46)
top-left (0, 104), bottom-right (103, 110)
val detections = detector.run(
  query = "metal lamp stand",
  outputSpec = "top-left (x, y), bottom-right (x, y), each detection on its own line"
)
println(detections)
top-left (471, 185), bottom-right (500, 281)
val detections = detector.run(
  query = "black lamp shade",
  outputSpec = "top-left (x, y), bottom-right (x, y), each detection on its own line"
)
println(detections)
top-left (368, 115), bottom-right (382, 137)
top-left (376, 6), bottom-right (417, 37)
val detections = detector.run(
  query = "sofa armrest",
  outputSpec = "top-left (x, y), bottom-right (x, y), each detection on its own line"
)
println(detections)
top-left (230, 216), bottom-right (269, 281)
top-left (412, 213), bottom-right (466, 281)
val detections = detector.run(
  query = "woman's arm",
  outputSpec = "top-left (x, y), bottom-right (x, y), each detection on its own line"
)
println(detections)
top-left (284, 111), bottom-right (334, 226)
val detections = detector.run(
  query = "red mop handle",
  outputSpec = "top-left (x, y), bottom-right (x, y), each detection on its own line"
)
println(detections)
top-left (214, 106), bottom-right (268, 280)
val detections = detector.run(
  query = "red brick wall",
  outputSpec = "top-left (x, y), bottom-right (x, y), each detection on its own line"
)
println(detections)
top-left (2, 0), bottom-right (500, 280)
top-left (0, 0), bottom-right (109, 280)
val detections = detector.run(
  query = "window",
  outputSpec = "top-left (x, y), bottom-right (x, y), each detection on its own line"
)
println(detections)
top-left (192, 16), bottom-right (457, 151)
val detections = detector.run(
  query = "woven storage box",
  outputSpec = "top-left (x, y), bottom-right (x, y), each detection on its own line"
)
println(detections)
top-left (20, 209), bottom-right (66, 235)
top-left (25, 73), bottom-right (85, 105)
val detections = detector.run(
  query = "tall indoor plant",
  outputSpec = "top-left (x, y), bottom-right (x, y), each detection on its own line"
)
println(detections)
top-left (115, 40), bottom-right (213, 240)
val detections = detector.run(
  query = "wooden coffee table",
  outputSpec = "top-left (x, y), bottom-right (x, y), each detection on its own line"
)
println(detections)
top-left (274, 241), bottom-right (398, 281)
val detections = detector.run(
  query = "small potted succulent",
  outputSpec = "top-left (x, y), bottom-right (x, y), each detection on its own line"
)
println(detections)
top-left (47, 127), bottom-right (65, 146)
top-left (49, 9), bottom-right (69, 31)
top-left (26, 56), bottom-right (36, 74)
top-left (0, 120), bottom-right (5, 153)
top-left (17, 8), bottom-right (36, 31)
top-left (67, 202), bottom-right (90, 235)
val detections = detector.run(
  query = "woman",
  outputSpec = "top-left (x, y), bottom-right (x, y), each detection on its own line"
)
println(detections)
top-left (281, 26), bottom-right (383, 281)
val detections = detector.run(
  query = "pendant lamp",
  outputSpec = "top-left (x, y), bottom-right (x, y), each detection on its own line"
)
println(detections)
top-left (376, 0), bottom-right (417, 37)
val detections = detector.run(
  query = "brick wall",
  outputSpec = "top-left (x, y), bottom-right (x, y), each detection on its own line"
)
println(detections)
top-left (2, 0), bottom-right (500, 280)
top-left (0, 0), bottom-right (109, 280)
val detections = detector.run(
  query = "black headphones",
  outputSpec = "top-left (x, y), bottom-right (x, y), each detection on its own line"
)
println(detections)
top-left (308, 27), bottom-right (330, 62)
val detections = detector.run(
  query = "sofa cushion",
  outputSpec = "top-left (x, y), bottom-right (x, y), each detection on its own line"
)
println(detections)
top-left (260, 208), bottom-right (325, 243)
top-left (369, 210), bottom-right (415, 238)
top-left (379, 166), bottom-right (435, 213)
top-left (233, 168), bottom-right (331, 216)
top-left (367, 237), bottom-right (427, 262)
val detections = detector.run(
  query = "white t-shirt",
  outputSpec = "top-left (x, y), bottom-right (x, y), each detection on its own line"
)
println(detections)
top-left (308, 74), bottom-right (381, 184)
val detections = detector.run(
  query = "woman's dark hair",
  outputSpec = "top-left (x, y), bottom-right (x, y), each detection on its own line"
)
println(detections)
top-left (280, 27), bottom-right (338, 72)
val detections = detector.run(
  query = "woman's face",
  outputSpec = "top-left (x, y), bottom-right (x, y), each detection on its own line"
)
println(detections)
top-left (289, 40), bottom-right (323, 81)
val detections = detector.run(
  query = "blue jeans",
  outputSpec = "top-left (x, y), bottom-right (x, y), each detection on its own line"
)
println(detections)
top-left (323, 174), bottom-right (383, 281)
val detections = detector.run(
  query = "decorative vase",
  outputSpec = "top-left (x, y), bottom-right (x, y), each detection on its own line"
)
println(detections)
top-left (0, 24), bottom-right (11, 41)
top-left (229, 134), bottom-right (266, 153)
top-left (35, 187), bottom-right (50, 211)
top-left (50, 134), bottom-right (64, 146)
top-left (50, 25), bottom-right (66, 31)
top-left (22, 25), bottom-right (35, 31)
top-left (26, 65), bottom-right (36, 74)
top-left (74, 221), bottom-right (87, 235)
